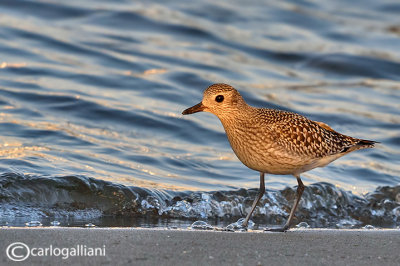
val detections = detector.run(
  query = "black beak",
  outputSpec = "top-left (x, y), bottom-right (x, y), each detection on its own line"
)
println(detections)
top-left (182, 102), bottom-right (205, 115)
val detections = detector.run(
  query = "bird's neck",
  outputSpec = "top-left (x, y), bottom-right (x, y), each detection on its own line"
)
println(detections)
top-left (217, 104), bottom-right (255, 130)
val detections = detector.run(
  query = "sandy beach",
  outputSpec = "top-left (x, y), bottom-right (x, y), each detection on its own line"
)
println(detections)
top-left (1, 227), bottom-right (399, 265)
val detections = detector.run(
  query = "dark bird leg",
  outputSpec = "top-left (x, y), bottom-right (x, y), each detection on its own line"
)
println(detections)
top-left (242, 172), bottom-right (265, 228)
top-left (265, 175), bottom-right (305, 232)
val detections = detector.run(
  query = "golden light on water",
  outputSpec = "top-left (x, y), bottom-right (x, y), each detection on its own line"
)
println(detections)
top-left (0, 62), bottom-right (27, 69)
top-left (123, 68), bottom-right (168, 77)
top-left (0, 142), bottom-right (48, 159)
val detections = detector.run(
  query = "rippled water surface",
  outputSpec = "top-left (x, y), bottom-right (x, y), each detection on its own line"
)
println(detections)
top-left (0, 0), bottom-right (399, 228)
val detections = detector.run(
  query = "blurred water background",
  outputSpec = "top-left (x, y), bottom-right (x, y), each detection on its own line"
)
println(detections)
top-left (0, 0), bottom-right (399, 229)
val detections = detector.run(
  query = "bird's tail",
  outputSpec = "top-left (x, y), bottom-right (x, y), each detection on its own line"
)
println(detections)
top-left (357, 139), bottom-right (377, 148)
top-left (344, 139), bottom-right (377, 153)
top-left (341, 138), bottom-right (377, 153)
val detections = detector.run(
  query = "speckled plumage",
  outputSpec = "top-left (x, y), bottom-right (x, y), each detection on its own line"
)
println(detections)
top-left (182, 83), bottom-right (376, 231)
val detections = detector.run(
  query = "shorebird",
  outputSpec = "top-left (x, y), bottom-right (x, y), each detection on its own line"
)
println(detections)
top-left (182, 83), bottom-right (376, 232)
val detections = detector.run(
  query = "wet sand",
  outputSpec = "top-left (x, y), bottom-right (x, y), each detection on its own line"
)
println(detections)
top-left (0, 228), bottom-right (399, 265)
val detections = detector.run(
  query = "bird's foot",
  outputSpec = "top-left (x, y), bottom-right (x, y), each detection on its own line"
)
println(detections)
top-left (264, 225), bottom-right (289, 232)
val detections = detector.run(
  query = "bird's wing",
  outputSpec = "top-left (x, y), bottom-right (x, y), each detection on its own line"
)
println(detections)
top-left (314, 121), bottom-right (335, 132)
top-left (270, 113), bottom-right (357, 158)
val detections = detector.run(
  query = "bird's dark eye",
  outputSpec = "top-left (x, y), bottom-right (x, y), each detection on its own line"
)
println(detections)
top-left (215, 95), bottom-right (224, 103)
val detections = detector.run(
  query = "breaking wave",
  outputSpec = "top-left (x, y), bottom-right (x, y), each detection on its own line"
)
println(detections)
top-left (1, 173), bottom-right (399, 228)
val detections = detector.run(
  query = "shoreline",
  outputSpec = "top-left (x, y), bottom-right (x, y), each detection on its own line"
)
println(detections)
top-left (1, 227), bottom-right (399, 265)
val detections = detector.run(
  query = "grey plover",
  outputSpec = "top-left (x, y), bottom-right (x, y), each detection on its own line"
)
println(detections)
top-left (182, 83), bottom-right (376, 231)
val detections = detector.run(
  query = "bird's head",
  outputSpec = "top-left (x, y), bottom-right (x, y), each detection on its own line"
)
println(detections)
top-left (182, 83), bottom-right (246, 118)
